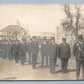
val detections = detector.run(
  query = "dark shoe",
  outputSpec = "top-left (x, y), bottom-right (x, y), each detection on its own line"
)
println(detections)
top-left (21, 63), bottom-right (24, 65)
top-left (33, 67), bottom-right (36, 69)
top-left (29, 62), bottom-right (32, 65)
top-left (50, 71), bottom-right (56, 74)
top-left (45, 65), bottom-right (49, 67)
top-left (15, 61), bottom-right (18, 63)
top-left (62, 71), bottom-right (65, 74)
top-left (40, 65), bottom-right (44, 68)
top-left (76, 77), bottom-right (79, 80)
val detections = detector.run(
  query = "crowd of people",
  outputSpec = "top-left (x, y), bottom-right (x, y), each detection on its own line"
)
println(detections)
top-left (0, 35), bottom-right (84, 80)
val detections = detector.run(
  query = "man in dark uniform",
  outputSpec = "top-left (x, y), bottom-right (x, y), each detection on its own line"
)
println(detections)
top-left (12, 39), bottom-right (23, 63)
top-left (8, 39), bottom-right (13, 61)
top-left (46, 38), bottom-right (51, 62)
top-left (11, 39), bottom-right (14, 59)
top-left (3, 39), bottom-right (8, 59)
top-left (22, 38), bottom-right (27, 64)
top-left (0, 40), bottom-right (2, 58)
top-left (18, 42), bottom-right (24, 65)
top-left (59, 38), bottom-right (71, 73)
top-left (12, 40), bottom-right (19, 63)
top-left (49, 37), bottom-right (58, 74)
top-left (73, 35), bottom-right (84, 80)
top-left (28, 39), bottom-right (32, 64)
top-left (31, 36), bottom-right (39, 69)
top-left (41, 37), bottom-right (48, 67)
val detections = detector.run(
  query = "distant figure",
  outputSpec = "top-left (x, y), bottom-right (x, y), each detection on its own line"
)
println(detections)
top-left (59, 38), bottom-right (71, 73)
top-left (31, 36), bottom-right (39, 69)
top-left (28, 39), bottom-right (32, 64)
top-left (41, 37), bottom-right (48, 67)
top-left (49, 37), bottom-right (58, 74)
top-left (73, 35), bottom-right (84, 80)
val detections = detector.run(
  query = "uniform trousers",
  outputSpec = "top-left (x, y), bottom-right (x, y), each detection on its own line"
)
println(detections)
top-left (50, 58), bottom-right (56, 74)
top-left (41, 55), bottom-right (48, 66)
top-left (21, 54), bottom-right (25, 65)
top-left (76, 60), bottom-right (84, 80)
top-left (28, 52), bottom-right (32, 63)
top-left (61, 58), bottom-right (68, 73)
top-left (32, 52), bottom-right (38, 69)
top-left (14, 53), bottom-right (20, 63)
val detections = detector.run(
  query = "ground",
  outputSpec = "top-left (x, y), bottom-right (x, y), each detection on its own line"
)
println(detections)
top-left (0, 54), bottom-right (82, 80)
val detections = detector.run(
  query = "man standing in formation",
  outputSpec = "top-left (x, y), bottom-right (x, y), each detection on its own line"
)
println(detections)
top-left (12, 39), bottom-right (23, 64)
top-left (22, 39), bottom-right (27, 65)
top-left (73, 35), bottom-right (84, 80)
top-left (8, 39), bottom-right (13, 61)
top-left (3, 34), bottom-right (84, 80)
top-left (12, 40), bottom-right (19, 63)
top-left (49, 37), bottom-right (58, 74)
top-left (59, 38), bottom-right (71, 73)
top-left (0, 40), bottom-right (2, 58)
top-left (27, 39), bottom-right (32, 64)
top-left (31, 36), bottom-right (39, 69)
top-left (41, 37), bottom-right (48, 67)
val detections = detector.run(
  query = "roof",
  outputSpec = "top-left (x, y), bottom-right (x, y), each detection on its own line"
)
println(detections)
top-left (31, 32), bottom-right (56, 37)
top-left (0, 25), bottom-right (25, 33)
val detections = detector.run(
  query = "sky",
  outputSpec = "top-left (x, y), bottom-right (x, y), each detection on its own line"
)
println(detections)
top-left (0, 4), bottom-right (84, 36)
top-left (0, 4), bottom-right (66, 34)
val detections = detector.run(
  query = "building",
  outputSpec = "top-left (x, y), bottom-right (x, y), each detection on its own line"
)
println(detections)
top-left (0, 25), bottom-right (29, 41)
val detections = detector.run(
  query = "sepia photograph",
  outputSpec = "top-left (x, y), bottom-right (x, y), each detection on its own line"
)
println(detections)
top-left (0, 4), bottom-right (84, 80)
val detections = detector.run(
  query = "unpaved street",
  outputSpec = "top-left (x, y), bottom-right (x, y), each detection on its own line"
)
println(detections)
top-left (0, 55), bottom-right (81, 80)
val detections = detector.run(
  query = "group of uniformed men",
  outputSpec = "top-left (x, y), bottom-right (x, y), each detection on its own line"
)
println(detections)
top-left (0, 35), bottom-right (84, 80)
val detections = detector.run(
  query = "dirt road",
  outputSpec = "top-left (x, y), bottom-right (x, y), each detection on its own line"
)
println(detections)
top-left (0, 55), bottom-right (82, 80)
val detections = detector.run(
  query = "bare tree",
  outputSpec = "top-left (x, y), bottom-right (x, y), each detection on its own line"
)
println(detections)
top-left (61, 4), bottom-right (82, 39)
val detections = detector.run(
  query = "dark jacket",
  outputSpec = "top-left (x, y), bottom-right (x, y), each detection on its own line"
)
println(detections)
top-left (73, 41), bottom-right (84, 60)
top-left (8, 42), bottom-right (13, 53)
top-left (12, 43), bottom-right (23, 56)
top-left (12, 44), bottom-right (18, 56)
top-left (41, 43), bottom-right (47, 56)
top-left (0, 43), bottom-right (3, 53)
top-left (17, 43), bottom-right (24, 55)
top-left (46, 42), bottom-right (51, 56)
top-left (59, 43), bottom-right (71, 59)
top-left (27, 42), bottom-right (32, 54)
top-left (31, 42), bottom-right (39, 54)
top-left (22, 43), bottom-right (27, 53)
top-left (49, 43), bottom-right (58, 59)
